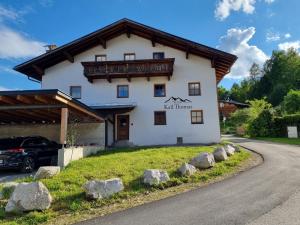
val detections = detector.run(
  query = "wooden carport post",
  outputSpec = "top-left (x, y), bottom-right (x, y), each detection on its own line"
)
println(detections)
top-left (60, 107), bottom-right (69, 145)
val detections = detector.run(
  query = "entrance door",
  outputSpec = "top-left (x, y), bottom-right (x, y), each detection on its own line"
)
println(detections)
top-left (117, 115), bottom-right (129, 140)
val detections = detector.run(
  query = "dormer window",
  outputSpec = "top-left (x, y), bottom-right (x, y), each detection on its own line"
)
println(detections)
top-left (124, 53), bottom-right (135, 61)
top-left (95, 55), bottom-right (107, 62)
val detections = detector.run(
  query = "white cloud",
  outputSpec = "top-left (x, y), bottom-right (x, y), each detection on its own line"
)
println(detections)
top-left (215, 0), bottom-right (275, 20)
top-left (215, 0), bottom-right (256, 20)
top-left (38, 0), bottom-right (54, 7)
top-left (0, 25), bottom-right (45, 59)
top-left (218, 27), bottom-right (268, 79)
top-left (284, 33), bottom-right (291, 39)
top-left (0, 5), bottom-right (45, 59)
top-left (0, 5), bottom-right (19, 22)
top-left (266, 31), bottom-right (280, 42)
top-left (278, 41), bottom-right (300, 52)
top-left (266, 30), bottom-right (292, 42)
top-left (0, 65), bottom-right (19, 74)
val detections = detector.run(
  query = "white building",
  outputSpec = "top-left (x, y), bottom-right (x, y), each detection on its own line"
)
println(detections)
top-left (14, 19), bottom-right (237, 147)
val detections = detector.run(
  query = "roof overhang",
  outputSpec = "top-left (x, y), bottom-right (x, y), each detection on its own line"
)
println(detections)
top-left (13, 18), bottom-right (237, 83)
top-left (91, 103), bottom-right (136, 117)
top-left (0, 89), bottom-right (104, 124)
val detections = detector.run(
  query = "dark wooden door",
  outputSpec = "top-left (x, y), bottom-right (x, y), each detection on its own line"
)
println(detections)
top-left (117, 115), bottom-right (129, 140)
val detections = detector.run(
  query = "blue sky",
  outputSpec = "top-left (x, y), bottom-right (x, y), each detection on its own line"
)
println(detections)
top-left (0, 0), bottom-right (299, 90)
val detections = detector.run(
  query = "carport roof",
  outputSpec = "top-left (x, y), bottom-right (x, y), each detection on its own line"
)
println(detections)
top-left (0, 89), bottom-right (104, 124)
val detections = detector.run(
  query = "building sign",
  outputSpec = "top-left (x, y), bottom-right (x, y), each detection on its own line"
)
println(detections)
top-left (164, 97), bottom-right (192, 110)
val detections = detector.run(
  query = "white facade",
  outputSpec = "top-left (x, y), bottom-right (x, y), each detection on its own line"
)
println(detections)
top-left (42, 34), bottom-right (221, 146)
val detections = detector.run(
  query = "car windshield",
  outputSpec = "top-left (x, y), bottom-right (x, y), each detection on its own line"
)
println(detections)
top-left (0, 138), bottom-right (25, 149)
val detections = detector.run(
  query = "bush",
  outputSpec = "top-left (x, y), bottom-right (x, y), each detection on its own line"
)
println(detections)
top-left (248, 109), bottom-right (274, 137)
top-left (229, 99), bottom-right (274, 137)
top-left (273, 114), bottom-right (300, 136)
top-left (229, 108), bottom-right (250, 126)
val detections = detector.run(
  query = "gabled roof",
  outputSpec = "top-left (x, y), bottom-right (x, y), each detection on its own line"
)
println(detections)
top-left (14, 18), bottom-right (237, 83)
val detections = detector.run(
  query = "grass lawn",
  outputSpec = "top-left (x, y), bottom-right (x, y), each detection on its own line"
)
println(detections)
top-left (1, 145), bottom-right (251, 225)
top-left (255, 137), bottom-right (300, 145)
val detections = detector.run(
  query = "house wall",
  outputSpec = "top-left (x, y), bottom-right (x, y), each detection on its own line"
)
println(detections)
top-left (42, 34), bottom-right (221, 145)
top-left (0, 123), bottom-right (105, 146)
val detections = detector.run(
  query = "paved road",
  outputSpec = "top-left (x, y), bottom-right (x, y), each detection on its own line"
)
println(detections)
top-left (76, 138), bottom-right (300, 225)
top-left (0, 170), bottom-right (35, 183)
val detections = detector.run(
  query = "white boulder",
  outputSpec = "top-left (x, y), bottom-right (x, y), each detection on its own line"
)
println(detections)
top-left (229, 143), bottom-right (241, 152)
top-left (178, 163), bottom-right (197, 176)
top-left (189, 152), bottom-right (215, 169)
top-left (224, 144), bottom-right (235, 156)
top-left (213, 147), bottom-right (228, 162)
top-left (83, 178), bottom-right (124, 200)
top-left (5, 182), bottom-right (52, 213)
top-left (34, 166), bottom-right (60, 179)
top-left (143, 169), bottom-right (170, 186)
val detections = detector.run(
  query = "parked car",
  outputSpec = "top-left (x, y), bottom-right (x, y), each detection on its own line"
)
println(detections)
top-left (0, 136), bottom-right (61, 173)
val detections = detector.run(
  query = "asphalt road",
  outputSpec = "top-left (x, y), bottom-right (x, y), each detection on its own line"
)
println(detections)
top-left (76, 137), bottom-right (300, 225)
top-left (0, 170), bottom-right (35, 183)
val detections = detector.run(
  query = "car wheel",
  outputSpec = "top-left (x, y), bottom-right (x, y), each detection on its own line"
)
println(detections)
top-left (21, 157), bottom-right (35, 173)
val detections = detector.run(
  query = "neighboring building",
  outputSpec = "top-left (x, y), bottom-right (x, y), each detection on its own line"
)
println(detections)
top-left (219, 100), bottom-right (249, 119)
top-left (13, 19), bottom-right (237, 146)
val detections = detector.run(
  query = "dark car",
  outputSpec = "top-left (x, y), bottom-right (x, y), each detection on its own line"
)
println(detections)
top-left (0, 136), bottom-right (61, 173)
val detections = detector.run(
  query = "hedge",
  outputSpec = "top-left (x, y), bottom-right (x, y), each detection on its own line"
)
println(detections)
top-left (273, 114), bottom-right (300, 137)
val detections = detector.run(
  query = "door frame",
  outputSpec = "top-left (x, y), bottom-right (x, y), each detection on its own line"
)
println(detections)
top-left (116, 114), bottom-right (130, 141)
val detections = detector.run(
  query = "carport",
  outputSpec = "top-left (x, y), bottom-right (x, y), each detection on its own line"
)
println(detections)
top-left (0, 89), bottom-right (103, 145)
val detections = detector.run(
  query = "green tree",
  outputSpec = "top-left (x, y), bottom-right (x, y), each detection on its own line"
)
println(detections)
top-left (283, 90), bottom-right (300, 114)
top-left (249, 63), bottom-right (261, 81)
top-left (227, 49), bottom-right (300, 107)
top-left (218, 86), bottom-right (230, 100)
top-left (259, 49), bottom-right (300, 105)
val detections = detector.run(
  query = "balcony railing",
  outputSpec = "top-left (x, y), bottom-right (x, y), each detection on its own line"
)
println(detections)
top-left (81, 58), bottom-right (175, 82)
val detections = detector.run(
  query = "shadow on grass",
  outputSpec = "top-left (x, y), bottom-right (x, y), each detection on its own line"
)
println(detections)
top-left (88, 145), bottom-right (192, 158)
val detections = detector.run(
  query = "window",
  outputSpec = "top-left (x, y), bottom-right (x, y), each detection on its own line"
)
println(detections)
top-left (154, 84), bottom-right (166, 97)
top-left (154, 111), bottom-right (166, 125)
top-left (188, 82), bottom-right (201, 96)
top-left (117, 85), bottom-right (129, 98)
top-left (191, 110), bottom-right (203, 124)
top-left (95, 55), bottom-right (107, 62)
top-left (70, 86), bottom-right (81, 99)
top-left (153, 52), bottom-right (165, 59)
top-left (124, 53), bottom-right (135, 61)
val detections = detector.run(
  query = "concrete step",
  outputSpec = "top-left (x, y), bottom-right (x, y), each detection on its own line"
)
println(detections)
top-left (112, 140), bottom-right (135, 148)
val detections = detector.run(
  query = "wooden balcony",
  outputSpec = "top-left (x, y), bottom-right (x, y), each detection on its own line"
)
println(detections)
top-left (81, 58), bottom-right (175, 82)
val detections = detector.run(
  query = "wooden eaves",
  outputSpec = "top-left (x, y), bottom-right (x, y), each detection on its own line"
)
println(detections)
top-left (0, 89), bottom-right (103, 124)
